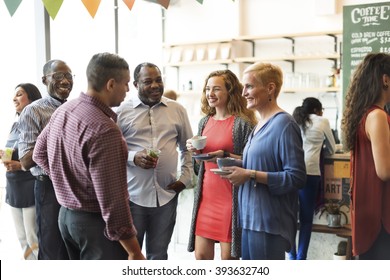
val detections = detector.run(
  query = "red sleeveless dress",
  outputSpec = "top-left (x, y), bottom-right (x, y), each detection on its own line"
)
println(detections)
top-left (195, 116), bottom-right (234, 242)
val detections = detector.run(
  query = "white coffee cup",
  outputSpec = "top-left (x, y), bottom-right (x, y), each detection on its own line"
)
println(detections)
top-left (191, 135), bottom-right (207, 150)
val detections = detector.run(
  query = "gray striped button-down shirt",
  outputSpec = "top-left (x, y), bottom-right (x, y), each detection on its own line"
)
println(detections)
top-left (18, 95), bottom-right (63, 176)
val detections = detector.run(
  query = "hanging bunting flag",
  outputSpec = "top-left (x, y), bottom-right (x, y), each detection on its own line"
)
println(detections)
top-left (3, 0), bottom-right (22, 16)
top-left (81, 0), bottom-right (102, 18)
top-left (42, 0), bottom-right (63, 19)
top-left (157, 0), bottom-right (170, 9)
top-left (122, 0), bottom-right (135, 11)
top-left (143, 0), bottom-right (170, 9)
top-left (195, 0), bottom-right (203, 4)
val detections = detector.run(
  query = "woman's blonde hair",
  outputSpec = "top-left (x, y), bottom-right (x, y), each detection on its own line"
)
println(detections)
top-left (243, 62), bottom-right (283, 98)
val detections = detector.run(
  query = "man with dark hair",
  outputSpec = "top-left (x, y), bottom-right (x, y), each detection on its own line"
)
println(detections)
top-left (18, 59), bottom-right (73, 260)
top-left (117, 62), bottom-right (193, 260)
top-left (33, 53), bottom-right (145, 260)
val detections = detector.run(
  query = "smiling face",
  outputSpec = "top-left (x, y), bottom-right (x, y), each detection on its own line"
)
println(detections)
top-left (43, 61), bottom-right (73, 101)
top-left (205, 76), bottom-right (228, 110)
top-left (135, 66), bottom-right (164, 107)
top-left (242, 71), bottom-right (270, 112)
top-left (13, 87), bottom-right (31, 114)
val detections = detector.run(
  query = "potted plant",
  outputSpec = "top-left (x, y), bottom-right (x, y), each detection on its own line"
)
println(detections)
top-left (333, 241), bottom-right (347, 260)
top-left (319, 199), bottom-right (349, 228)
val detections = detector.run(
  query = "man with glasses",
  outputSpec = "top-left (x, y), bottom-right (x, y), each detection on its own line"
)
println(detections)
top-left (18, 59), bottom-right (73, 260)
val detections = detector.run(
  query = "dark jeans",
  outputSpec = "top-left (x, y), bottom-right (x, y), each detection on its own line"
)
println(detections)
top-left (288, 175), bottom-right (320, 260)
top-left (241, 228), bottom-right (290, 260)
top-left (58, 206), bottom-right (127, 260)
top-left (130, 195), bottom-right (178, 260)
top-left (359, 225), bottom-right (390, 260)
top-left (34, 176), bottom-right (68, 260)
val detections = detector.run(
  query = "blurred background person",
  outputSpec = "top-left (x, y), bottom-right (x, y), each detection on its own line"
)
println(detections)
top-left (163, 89), bottom-right (178, 101)
top-left (289, 97), bottom-right (335, 260)
top-left (186, 69), bottom-right (257, 260)
top-left (222, 62), bottom-right (306, 260)
top-left (341, 53), bottom-right (390, 260)
top-left (1, 83), bottom-right (41, 259)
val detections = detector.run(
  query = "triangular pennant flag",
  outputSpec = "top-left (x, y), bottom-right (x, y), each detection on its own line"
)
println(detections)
top-left (122, 0), bottom-right (135, 11)
top-left (157, 0), bottom-right (170, 9)
top-left (3, 0), bottom-right (22, 16)
top-left (81, 0), bottom-right (101, 18)
top-left (195, 0), bottom-right (203, 4)
top-left (42, 0), bottom-right (64, 20)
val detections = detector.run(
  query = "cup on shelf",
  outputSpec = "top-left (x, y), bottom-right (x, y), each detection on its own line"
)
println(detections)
top-left (191, 135), bottom-right (207, 150)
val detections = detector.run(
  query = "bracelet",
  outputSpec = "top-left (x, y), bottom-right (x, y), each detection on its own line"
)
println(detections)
top-left (223, 150), bottom-right (230, 157)
top-left (250, 170), bottom-right (257, 187)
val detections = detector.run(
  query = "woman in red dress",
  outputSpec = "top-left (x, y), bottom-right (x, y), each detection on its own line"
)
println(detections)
top-left (342, 53), bottom-right (390, 259)
top-left (187, 70), bottom-right (257, 259)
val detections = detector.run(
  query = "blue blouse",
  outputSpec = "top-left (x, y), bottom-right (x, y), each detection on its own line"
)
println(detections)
top-left (239, 112), bottom-right (306, 248)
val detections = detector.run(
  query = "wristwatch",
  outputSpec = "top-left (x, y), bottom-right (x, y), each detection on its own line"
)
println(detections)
top-left (223, 150), bottom-right (230, 157)
top-left (250, 170), bottom-right (257, 187)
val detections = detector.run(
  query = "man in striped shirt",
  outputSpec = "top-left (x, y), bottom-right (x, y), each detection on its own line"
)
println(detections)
top-left (18, 59), bottom-right (73, 260)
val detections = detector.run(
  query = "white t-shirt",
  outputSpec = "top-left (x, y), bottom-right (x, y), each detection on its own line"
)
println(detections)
top-left (301, 114), bottom-right (336, 175)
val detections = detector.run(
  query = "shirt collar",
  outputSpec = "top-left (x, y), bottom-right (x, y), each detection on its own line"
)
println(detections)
top-left (130, 94), bottom-right (168, 108)
top-left (79, 92), bottom-right (118, 122)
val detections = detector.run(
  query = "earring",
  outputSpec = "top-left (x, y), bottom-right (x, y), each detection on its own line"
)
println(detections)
top-left (268, 96), bottom-right (272, 102)
top-left (384, 84), bottom-right (389, 89)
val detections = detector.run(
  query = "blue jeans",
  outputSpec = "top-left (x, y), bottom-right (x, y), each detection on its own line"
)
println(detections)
top-left (241, 229), bottom-right (289, 260)
top-left (58, 207), bottom-right (128, 260)
top-left (130, 195), bottom-right (178, 260)
top-left (34, 177), bottom-right (68, 260)
top-left (288, 175), bottom-right (320, 260)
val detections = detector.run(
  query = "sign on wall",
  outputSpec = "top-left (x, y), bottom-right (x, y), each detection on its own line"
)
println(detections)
top-left (342, 1), bottom-right (390, 103)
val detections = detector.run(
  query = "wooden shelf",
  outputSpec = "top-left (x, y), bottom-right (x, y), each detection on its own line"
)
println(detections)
top-left (282, 87), bottom-right (340, 93)
top-left (235, 53), bottom-right (340, 64)
top-left (165, 59), bottom-right (233, 67)
top-left (236, 30), bottom-right (342, 41)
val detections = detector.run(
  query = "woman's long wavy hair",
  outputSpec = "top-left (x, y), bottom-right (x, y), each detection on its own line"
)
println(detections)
top-left (200, 69), bottom-right (257, 125)
top-left (341, 53), bottom-right (390, 151)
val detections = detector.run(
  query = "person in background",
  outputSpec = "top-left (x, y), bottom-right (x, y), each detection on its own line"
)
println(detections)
top-left (163, 89), bottom-right (178, 101)
top-left (222, 62), bottom-right (306, 260)
top-left (116, 62), bottom-right (193, 260)
top-left (289, 97), bottom-right (336, 260)
top-left (341, 53), bottom-right (390, 260)
top-left (33, 53), bottom-right (145, 260)
top-left (0, 83), bottom-right (41, 260)
top-left (18, 59), bottom-right (72, 260)
top-left (186, 70), bottom-right (257, 260)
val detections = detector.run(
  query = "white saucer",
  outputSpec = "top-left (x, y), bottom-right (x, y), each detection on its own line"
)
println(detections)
top-left (210, 168), bottom-right (232, 175)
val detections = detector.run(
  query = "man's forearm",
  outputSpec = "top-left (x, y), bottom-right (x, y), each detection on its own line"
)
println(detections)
top-left (119, 236), bottom-right (145, 260)
top-left (20, 150), bottom-right (36, 170)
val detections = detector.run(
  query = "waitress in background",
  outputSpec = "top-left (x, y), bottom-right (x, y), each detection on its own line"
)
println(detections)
top-left (1, 83), bottom-right (42, 259)
top-left (289, 97), bottom-right (336, 260)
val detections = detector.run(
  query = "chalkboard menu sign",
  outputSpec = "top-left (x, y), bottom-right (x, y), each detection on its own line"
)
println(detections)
top-left (342, 2), bottom-right (390, 102)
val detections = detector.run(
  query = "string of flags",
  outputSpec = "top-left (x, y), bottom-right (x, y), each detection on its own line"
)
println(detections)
top-left (3, 0), bottom-right (234, 19)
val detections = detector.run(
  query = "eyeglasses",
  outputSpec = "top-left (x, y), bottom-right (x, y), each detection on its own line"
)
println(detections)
top-left (46, 72), bottom-right (74, 81)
